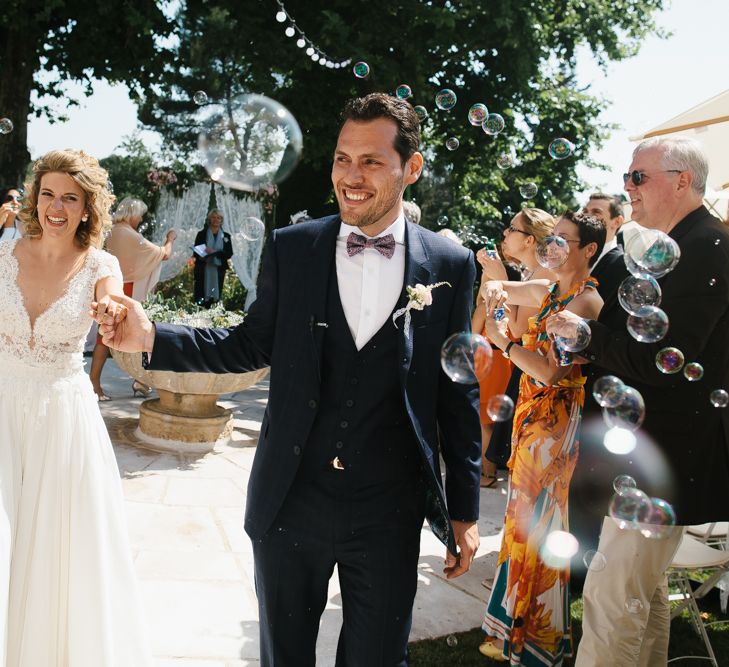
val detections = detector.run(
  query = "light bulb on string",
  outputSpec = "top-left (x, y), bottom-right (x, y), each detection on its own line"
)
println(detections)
top-left (275, 10), bottom-right (287, 22)
top-left (285, 25), bottom-right (295, 37)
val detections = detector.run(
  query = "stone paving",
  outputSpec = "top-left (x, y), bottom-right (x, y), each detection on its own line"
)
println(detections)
top-left (94, 357), bottom-right (508, 666)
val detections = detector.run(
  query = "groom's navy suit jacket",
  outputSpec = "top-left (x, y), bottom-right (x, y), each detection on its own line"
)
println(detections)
top-left (146, 216), bottom-right (481, 553)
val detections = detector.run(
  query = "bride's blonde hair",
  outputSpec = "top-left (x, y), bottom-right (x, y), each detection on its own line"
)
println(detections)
top-left (21, 149), bottom-right (115, 249)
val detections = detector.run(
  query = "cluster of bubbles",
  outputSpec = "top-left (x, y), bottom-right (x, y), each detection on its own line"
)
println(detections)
top-left (608, 478), bottom-right (676, 540)
top-left (535, 235), bottom-right (568, 269)
top-left (197, 93), bottom-right (303, 193)
top-left (440, 332), bottom-right (493, 384)
top-left (593, 375), bottom-right (646, 432)
top-left (0, 118), bottom-right (13, 135)
top-left (353, 61), bottom-right (370, 78)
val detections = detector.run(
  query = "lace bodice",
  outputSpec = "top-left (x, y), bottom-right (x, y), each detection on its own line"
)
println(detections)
top-left (0, 240), bottom-right (122, 373)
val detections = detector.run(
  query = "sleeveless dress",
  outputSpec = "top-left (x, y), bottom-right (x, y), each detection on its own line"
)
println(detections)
top-left (0, 239), bottom-right (151, 666)
top-left (482, 278), bottom-right (597, 666)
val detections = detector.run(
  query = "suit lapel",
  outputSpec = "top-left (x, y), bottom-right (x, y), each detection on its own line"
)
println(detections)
top-left (398, 223), bottom-right (433, 371)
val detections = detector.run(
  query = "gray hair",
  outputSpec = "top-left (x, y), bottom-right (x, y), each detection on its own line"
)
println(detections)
top-left (207, 208), bottom-right (224, 222)
top-left (112, 197), bottom-right (148, 224)
top-left (402, 200), bottom-right (421, 225)
top-left (634, 137), bottom-right (708, 196)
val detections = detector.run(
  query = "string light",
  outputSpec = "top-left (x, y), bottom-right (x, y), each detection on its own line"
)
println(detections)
top-left (274, 0), bottom-right (351, 69)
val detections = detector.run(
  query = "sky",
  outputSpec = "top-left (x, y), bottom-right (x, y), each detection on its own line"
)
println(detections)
top-left (25, 0), bottom-right (729, 206)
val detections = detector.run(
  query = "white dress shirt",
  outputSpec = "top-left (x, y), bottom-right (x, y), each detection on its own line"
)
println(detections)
top-left (335, 215), bottom-right (406, 350)
top-left (591, 236), bottom-right (618, 272)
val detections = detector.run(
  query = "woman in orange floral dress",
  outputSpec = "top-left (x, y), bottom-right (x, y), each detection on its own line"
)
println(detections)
top-left (477, 213), bottom-right (605, 665)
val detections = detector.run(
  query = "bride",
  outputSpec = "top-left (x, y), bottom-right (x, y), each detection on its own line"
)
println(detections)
top-left (0, 149), bottom-right (151, 665)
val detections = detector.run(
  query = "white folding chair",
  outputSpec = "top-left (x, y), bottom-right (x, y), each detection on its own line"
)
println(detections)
top-left (687, 522), bottom-right (729, 549)
top-left (667, 535), bottom-right (729, 666)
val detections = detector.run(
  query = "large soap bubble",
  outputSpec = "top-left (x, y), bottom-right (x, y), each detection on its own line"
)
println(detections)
top-left (627, 306), bottom-right (669, 343)
top-left (602, 385), bottom-right (645, 431)
top-left (198, 94), bottom-right (303, 192)
top-left (440, 333), bottom-right (493, 384)
top-left (624, 229), bottom-right (680, 278)
top-left (618, 275), bottom-right (661, 316)
top-left (536, 235), bottom-right (569, 269)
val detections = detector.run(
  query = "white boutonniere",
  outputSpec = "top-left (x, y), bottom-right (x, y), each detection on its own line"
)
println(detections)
top-left (392, 282), bottom-right (451, 336)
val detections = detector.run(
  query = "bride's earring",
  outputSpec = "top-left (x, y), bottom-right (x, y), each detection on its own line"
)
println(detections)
top-left (81, 214), bottom-right (89, 222)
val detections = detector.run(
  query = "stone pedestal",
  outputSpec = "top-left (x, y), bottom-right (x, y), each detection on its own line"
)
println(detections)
top-left (111, 349), bottom-right (268, 453)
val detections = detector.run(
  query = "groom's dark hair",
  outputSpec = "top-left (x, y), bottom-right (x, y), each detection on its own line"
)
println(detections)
top-left (340, 93), bottom-right (421, 166)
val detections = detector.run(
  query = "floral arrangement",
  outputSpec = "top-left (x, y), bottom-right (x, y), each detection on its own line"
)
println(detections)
top-left (142, 293), bottom-right (245, 329)
top-left (392, 281), bottom-right (451, 335)
top-left (147, 168), bottom-right (179, 192)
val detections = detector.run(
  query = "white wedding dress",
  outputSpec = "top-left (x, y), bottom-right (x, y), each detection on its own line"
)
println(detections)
top-left (0, 239), bottom-right (151, 666)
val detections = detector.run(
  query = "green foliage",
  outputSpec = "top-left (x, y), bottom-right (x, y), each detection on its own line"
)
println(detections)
top-left (142, 292), bottom-right (245, 328)
top-left (136, 0), bottom-right (668, 252)
top-left (154, 263), bottom-right (248, 313)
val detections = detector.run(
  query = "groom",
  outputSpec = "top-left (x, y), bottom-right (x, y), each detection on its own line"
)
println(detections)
top-left (100, 93), bottom-right (481, 666)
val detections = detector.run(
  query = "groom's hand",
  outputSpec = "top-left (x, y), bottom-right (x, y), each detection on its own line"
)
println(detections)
top-left (444, 520), bottom-right (480, 579)
top-left (93, 293), bottom-right (156, 354)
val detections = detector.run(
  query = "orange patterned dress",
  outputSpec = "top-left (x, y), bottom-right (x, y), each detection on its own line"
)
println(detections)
top-left (481, 278), bottom-right (597, 666)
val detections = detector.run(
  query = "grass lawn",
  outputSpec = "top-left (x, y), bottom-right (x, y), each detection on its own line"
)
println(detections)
top-left (408, 593), bottom-right (729, 665)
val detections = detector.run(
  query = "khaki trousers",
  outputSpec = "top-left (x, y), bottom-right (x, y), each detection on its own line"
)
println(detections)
top-left (575, 516), bottom-right (684, 667)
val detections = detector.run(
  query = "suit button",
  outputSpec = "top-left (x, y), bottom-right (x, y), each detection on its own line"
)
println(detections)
top-left (293, 446), bottom-right (301, 455)
top-left (336, 441), bottom-right (344, 449)
top-left (402, 356), bottom-right (408, 364)
top-left (340, 420), bottom-right (349, 429)
top-left (345, 399), bottom-right (354, 407)
top-left (308, 399), bottom-right (317, 409)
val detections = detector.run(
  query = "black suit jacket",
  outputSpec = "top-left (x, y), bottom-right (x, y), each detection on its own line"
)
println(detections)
top-left (148, 216), bottom-right (481, 551)
top-left (590, 245), bottom-right (628, 302)
top-left (575, 206), bottom-right (729, 525)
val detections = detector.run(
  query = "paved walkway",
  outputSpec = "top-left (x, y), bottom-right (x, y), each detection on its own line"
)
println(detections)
top-left (95, 357), bottom-right (507, 666)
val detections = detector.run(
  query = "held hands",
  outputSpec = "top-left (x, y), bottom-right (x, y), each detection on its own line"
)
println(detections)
top-left (90, 293), bottom-right (155, 353)
top-left (444, 520), bottom-right (480, 579)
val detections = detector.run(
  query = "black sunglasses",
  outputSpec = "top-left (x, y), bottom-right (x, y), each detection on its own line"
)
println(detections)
top-left (622, 170), bottom-right (682, 186)
top-left (503, 224), bottom-right (532, 237)
top-left (4, 194), bottom-right (20, 202)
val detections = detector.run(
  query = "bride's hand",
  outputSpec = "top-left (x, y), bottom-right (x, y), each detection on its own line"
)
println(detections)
top-left (93, 294), bottom-right (156, 354)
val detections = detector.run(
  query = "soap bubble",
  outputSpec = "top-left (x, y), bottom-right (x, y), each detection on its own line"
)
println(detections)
top-left (353, 61), bottom-right (370, 78)
top-left (627, 306), bottom-right (669, 343)
top-left (482, 113), bottom-right (505, 136)
top-left (655, 347), bottom-right (684, 374)
top-left (496, 153), bottom-right (515, 170)
top-left (548, 138), bottom-right (575, 160)
top-left (486, 394), bottom-right (515, 422)
top-left (435, 89), bottom-right (457, 111)
top-left (240, 217), bottom-right (265, 242)
top-left (618, 275), bottom-right (661, 316)
top-left (709, 278), bottom-right (717, 287)
top-left (440, 333), bottom-right (493, 384)
top-left (602, 385), bottom-right (645, 431)
top-left (540, 530), bottom-right (579, 570)
top-left (198, 94), bottom-right (302, 192)
top-left (683, 362), bottom-right (704, 382)
top-left (519, 182), bottom-right (538, 199)
top-left (603, 427), bottom-right (637, 455)
top-left (193, 91), bottom-right (208, 105)
top-left (395, 84), bottom-right (412, 100)
top-left (593, 375), bottom-right (624, 408)
top-left (583, 550), bottom-right (607, 572)
top-left (0, 118), bottom-right (13, 134)
top-left (445, 137), bottom-right (460, 151)
top-left (467, 103), bottom-right (488, 126)
top-left (536, 235), bottom-right (569, 269)
top-left (625, 229), bottom-right (681, 278)
top-left (613, 474), bottom-right (637, 494)
top-left (548, 317), bottom-right (591, 352)
top-left (710, 389), bottom-right (729, 408)
top-left (446, 635), bottom-right (458, 648)
top-left (609, 487), bottom-right (651, 529)
top-left (638, 497), bottom-right (677, 539)
top-left (413, 105), bottom-right (428, 122)
top-left (437, 215), bottom-right (449, 227)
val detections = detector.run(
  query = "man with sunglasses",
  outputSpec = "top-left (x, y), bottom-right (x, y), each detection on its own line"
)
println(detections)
top-left (552, 136), bottom-right (729, 666)
top-left (0, 187), bottom-right (23, 241)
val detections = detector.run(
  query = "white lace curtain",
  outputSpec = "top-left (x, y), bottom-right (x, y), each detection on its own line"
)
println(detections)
top-left (151, 183), bottom-right (266, 309)
top-left (213, 185), bottom-right (266, 309)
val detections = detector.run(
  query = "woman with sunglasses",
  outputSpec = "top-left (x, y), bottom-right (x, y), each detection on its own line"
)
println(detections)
top-left (0, 187), bottom-right (24, 241)
top-left (476, 212), bottom-right (605, 665)
top-left (473, 209), bottom-right (557, 487)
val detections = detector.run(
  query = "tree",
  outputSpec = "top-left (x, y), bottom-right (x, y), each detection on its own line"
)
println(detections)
top-left (0, 1), bottom-right (171, 186)
top-left (139, 0), bottom-right (667, 245)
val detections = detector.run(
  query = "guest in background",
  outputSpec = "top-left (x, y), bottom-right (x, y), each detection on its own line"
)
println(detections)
top-left (402, 199), bottom-right (421, 225)
top-left (193, 209), bottom-right (233, 307)
top-left (582, 192), bottom-right (628, 300)
top-left (476, 209), bottom-right (557, 484)
top-left (90, 196), bottom-right (176, 399)
top-left (0, 187), bottom-right (24, 241)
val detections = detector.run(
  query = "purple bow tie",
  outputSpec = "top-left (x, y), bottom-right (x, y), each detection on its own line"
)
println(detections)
top-left (346, 232), bottom-right (396, 259)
